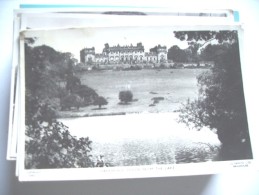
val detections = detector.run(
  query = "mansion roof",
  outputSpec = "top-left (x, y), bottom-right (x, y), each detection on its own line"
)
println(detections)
top-left (104, 43), bottom-right (144, 53)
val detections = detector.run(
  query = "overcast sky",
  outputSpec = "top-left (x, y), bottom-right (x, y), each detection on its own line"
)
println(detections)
top-left (24, 26), bottom-right (189, 61)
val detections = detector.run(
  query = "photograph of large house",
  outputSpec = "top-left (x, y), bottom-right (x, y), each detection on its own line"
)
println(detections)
top-left (22, 26), bottom-right (253, 182)
top-left (80, 42), bottom-right (168, 66)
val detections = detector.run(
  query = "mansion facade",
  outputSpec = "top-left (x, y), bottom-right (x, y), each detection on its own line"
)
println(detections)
top-left (80, 42), bottom-right (168, 65)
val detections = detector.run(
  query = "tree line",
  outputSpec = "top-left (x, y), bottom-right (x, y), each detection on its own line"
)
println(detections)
top-left (168, 32), bottom-right (234, 65)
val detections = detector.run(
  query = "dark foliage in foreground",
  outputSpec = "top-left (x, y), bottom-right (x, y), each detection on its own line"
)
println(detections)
top-left (24, 40), bottom-right (96, 169)
top-left (25, 93), bottom-right (94, 169)
top-left (176, 31), bottom-right (253, 160)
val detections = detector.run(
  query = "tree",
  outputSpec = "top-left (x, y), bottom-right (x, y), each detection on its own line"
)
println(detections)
top-left (174, 31), bottom-right (238, 44)
top-left (199, 43), bottom-right (231, 61)
top-left (93, 96), bottom-right (108, 109)
top-left (66, 74), bottom-right (81, 93)
top-left (119, 90), bottom-right (133, 104)
top-left (74, 84), bottom-right (99, 106)
top-left (186, 42), bottom-right (201, 64)
top-left (25, 95), bottom-right (94, 169)
top-left (176, 31), bottom-right (252, 160)
top-left (24, 40), bottom-right (95, 168)
top-left (60, 94), bottom-right (83, 111)
top-left (167, 45), bottom-right (188, 62)
top-left (24, 42), bottom-right (78, 101)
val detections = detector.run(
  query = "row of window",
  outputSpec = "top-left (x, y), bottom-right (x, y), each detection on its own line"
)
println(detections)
top-left (93, 56), bottom-right (159, 61)
top-left (87, 55), bottom-right (163, 61)
top-left (109, 50), bottom-right (144, 54)
top-left (95, 56), bottom-right (158, 62)
top-left (109, 56), bottom-right (143, 60)
top-left (87, 53), bottom-right (161, 58)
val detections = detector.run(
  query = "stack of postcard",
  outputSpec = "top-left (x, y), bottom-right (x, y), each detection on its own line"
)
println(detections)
top-left (7, 6), bottom-right (257, 181)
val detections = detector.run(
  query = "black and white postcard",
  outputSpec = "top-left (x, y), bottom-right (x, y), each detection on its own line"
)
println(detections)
top-left (18, 24), bottom-right (256, 181)
top-left (8, 10), bottom-right (236, 161)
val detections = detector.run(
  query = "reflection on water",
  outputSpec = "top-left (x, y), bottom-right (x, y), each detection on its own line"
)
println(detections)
top-left (59, 113), bottom-right (220, 166)
top-left (91, 137), bottom-right (219, 166)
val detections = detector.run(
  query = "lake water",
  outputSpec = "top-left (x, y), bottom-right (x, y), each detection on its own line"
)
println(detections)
top-left (76, 69), bottom-right (207, 114)
top-left (59, 68), bottom-right (220, 165)
top-left (59, 113), bottom-right (220, 166)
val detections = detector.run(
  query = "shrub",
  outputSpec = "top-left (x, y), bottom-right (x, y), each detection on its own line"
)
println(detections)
top-left (93, 96), bottom-right (108, 109)
top-left (25, 95), bottom-right (94, 169)
top-left (119, 90), bottom-right (133, 104)
top-left (25, 121), bottom-right (94, 169)
top-left (60, 94), bottom-right (83, 111)
top-left (74, 85), bottom-right (99, 106)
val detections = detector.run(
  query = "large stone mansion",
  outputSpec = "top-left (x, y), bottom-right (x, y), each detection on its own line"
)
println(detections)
top-left (80, 42), bottom-right (168, 66)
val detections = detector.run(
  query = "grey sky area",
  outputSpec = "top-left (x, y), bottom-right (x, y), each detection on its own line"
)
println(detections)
top-left (24, 26), bottom-right (189, 61)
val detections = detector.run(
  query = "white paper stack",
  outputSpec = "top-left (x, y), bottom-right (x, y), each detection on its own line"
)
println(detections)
top-left (7, 4), bottom-right (258, 181)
